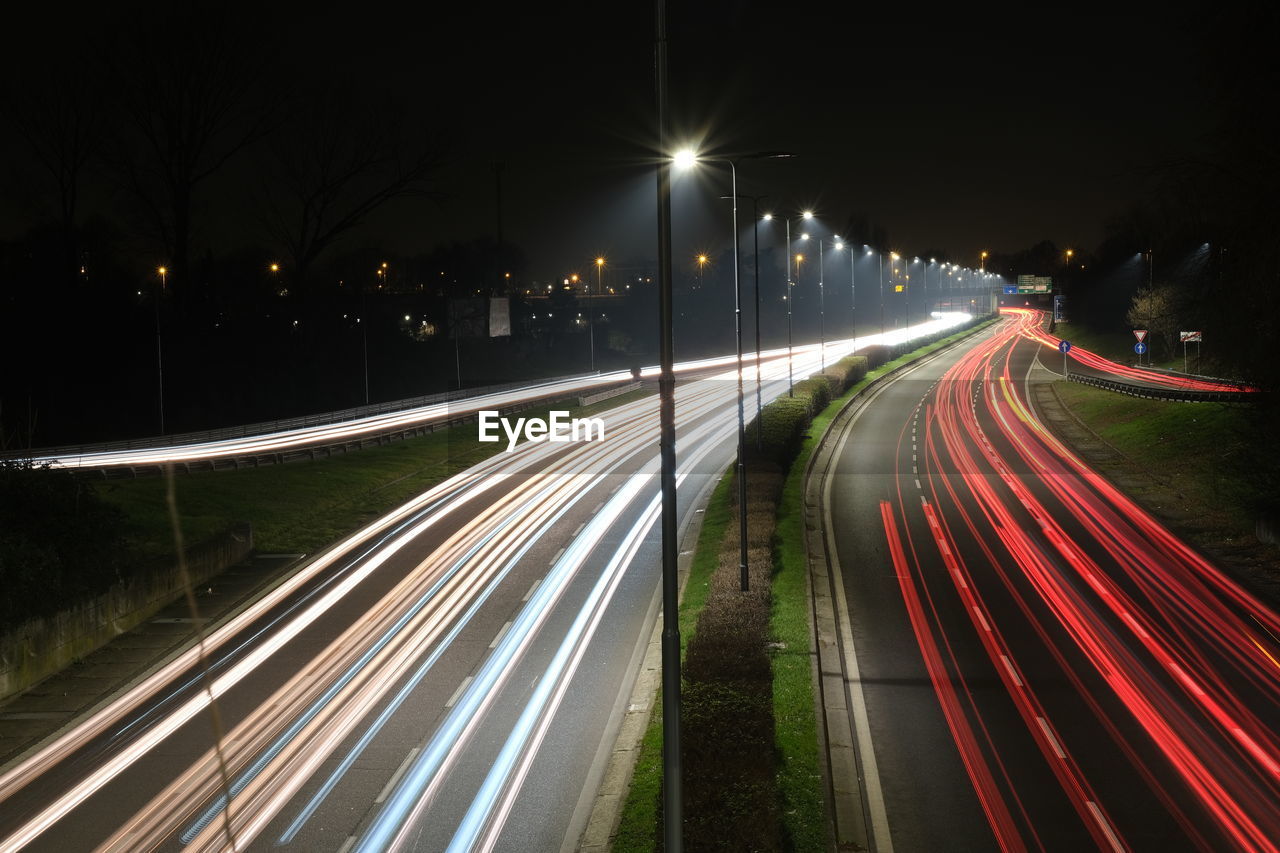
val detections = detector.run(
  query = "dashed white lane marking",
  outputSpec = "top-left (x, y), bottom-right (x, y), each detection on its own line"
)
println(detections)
top-left (338, 836), bottom-right (358, 853)
top-left (972, 606), bottom-right (991, 633)
top-left (592, 500), bottom-right (605, 513)
top-left (915, 478), bottom-right (922, 490)
top-left (572, 521), bottom-right (586, 537)
top-left (522, 577), bottom-right (542, 602)
top-left (376, 747), bottom-right (421, 803)
top-left (1001, 655), bottom-right (1023, 687)
top-left (489, 621), bottom-right (513, 649)
top-left (446, 676), bottom-right (473, 708)
top-left (551, 546), bottom-right (566, 564)
top-left (1037, 716), bottom-right (1066, 759)
top-left (1087, 801), bottom-right (1125, 852)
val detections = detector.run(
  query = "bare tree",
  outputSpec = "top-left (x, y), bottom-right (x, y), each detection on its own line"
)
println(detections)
top-left (259, 91), bottom-right (444, 290)
top-left (106, 13), bottom-right (277, 304)
top-left (1, 67), bottom-right (104, 282)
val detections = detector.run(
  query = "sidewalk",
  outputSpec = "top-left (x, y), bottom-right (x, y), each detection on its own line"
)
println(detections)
top-left (0, 553), bottom-right (301, 767)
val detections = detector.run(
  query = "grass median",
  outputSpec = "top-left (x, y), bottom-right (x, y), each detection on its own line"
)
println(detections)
top-left (1051, 380), bottom-right (1272, 547)
top-left (97, 389), bottom-right (651, 565)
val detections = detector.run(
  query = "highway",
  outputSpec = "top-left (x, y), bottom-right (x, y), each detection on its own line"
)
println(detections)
top-left (0, 314), bottom-right (976, 852)
top-left (824, 309), bottom-right (1280, 851)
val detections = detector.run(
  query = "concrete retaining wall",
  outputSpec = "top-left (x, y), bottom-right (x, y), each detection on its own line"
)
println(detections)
top-left (0, 524), bottom-right (252, 701)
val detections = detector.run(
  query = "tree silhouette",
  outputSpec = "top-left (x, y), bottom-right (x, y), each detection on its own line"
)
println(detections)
top-left (105, 12), bottom-right (277, 306)
top-left (259, 88), bottom-right (444, 293)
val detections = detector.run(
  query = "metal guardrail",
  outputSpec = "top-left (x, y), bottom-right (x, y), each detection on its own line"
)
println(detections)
top-left (1131, 363), bottom-right (1253, 386)
top-left (1067, 372), bottom-right (1261, 403)
top-left (577, 381), bottom-right (643, 407)
top-left (4, 370), bottom-right (608, 463)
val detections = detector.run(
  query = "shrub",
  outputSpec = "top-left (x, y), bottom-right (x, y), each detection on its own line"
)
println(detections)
top-left (859, 344), bottom-right (891, 369)
top-left (0, 460), bottom-right (128, 629)
top-left (747, 396), bottom-right (810, 466)
top-left (792, 377), bottom-right (831, 417)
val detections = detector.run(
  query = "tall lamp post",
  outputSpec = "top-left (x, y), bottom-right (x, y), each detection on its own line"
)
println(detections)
top-left (763, 209), bottom-right (813, 396)
top-left (155, 266), bottom-right (166, 435)
top-left (657, 12), bottom-right (680, 842)
top-left (593, 256), bottom-right (604, 372)
top-left (834, 239), bottom-right (855, 344)
top-left (876, 248), bottom-right (885, 338)
top-left (677, 151), bottom-right (791, 592)
top-left (721, 193), bottom-right (769, 447)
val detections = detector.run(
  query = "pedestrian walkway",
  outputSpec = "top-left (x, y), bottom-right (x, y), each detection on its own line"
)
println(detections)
top-left (0, 553), bottom-right (301, 767)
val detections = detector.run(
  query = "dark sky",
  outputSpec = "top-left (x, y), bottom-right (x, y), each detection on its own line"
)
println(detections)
top-left (1, 3), bottom-right (1214, 281)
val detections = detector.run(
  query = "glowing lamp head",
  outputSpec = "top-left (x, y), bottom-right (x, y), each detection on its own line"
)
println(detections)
top-left (157, 266), bottom-right (167, 275)
top-left (802, 210), bottom-right (814, 220)
top-left (672, 149), bottom-right (698, 170)
top-left (596, 257), bottom-right (604, 267)
top-left (762, 213), bottom-right (773, 221)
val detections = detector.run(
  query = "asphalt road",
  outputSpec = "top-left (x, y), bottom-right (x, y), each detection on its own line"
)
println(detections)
top-left (0, 318), bottom-right (981, 852)
top-left (827, 310), bottom-right (1280, 851)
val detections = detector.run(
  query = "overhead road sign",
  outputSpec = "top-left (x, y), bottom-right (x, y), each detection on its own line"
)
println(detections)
top-left (1004, 285), bottom-right (1018, 295)
top-left (1016, 274), bottom-right (1053, 294)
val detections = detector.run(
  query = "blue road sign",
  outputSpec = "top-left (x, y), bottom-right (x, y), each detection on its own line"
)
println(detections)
top-left (1134, 342), bottom-right (1147, 355)
top-left (1003, 285), bottom-right (1018, 295)
top-left (1058, 340), bottom-right (1072, 354)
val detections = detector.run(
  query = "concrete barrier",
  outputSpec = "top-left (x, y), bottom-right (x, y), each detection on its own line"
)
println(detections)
top-left (0, 523), bottom-right (252, 701)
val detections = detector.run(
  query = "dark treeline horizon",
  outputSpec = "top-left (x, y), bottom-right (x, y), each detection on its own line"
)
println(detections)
top-left (1, 4), bottom-right (1277, 450)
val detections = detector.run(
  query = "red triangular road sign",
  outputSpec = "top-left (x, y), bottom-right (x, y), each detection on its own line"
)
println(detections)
top-left (1133, 329), bottom-right (1148, 342)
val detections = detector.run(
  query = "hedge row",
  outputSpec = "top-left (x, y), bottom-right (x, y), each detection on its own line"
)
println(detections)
top-left (748, 354), bottom-right (869, 466)
top-left (746, 315), bottom-right (992, 466)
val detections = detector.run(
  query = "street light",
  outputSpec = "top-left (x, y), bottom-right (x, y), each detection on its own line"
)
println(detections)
top-left (723, 193), bottom-right (770, 448)
top-left (696, 253), bottom-right (708, 289)
top-left (592, 256), bottom-right (604, 372)
top-left (888, 252), bottom-right (900, 333)
top-left (762, 209), bottom-right (814, 397)
top-left (801, 235), bottom-right (830, 370)
top-left (155, 266), bottom-right (166, 434)
top-left (676, 149), bottom-right (794, 593)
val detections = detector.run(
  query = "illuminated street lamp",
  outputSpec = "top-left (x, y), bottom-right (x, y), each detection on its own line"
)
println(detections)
top-left (696, 253), bottom-right (708, 289)
top-left (674, 147), bottom-right (798, 595)
top-left (591, 256), bottom-right (605, 372)
top-left (800, 233), bottom-right (831, 370)
top-left (153, 267), bottom-right (167, 434)
top-left (832, 238), bottom-right (857, 343)
top-left (763, 209), bottom-right (814, 397)
top-left (887, 252), bottom-right (900, 333)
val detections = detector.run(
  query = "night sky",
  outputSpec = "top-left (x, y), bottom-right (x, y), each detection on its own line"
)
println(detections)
top-left (1, 3), bottom-right (1214, 279)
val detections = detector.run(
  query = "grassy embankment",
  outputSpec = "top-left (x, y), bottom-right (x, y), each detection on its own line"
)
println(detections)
top-left (98, 389), bottom-right (651, 564)
top-left (1052, 380), bottom-right (1264, 545)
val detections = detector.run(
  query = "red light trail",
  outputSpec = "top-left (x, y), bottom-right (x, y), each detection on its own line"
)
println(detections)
top-left (879, 309), bottom-right (1280, 850)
